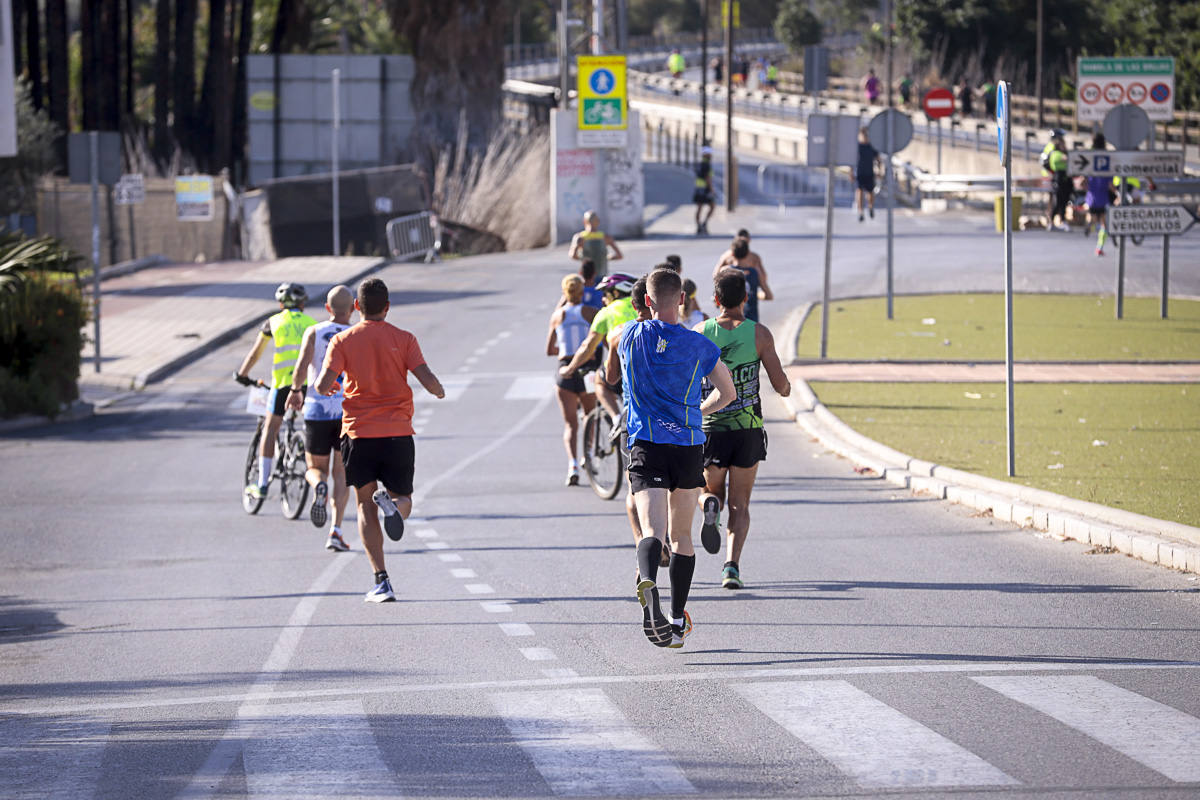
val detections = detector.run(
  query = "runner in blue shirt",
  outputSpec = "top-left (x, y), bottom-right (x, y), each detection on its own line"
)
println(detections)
top-left (618, 268), bottom-right (735, 649)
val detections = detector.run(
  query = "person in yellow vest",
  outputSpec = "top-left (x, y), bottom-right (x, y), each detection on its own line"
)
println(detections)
top-left (568, 210), bottom-right (623, 279)
top-left (235, 282), bottom-right (318, 500)
top-left (1040, 128), bottom-right (1066, 226)
top-left (1047, 137), bottom-right (1072, 231)
top-left (667, 49), bottom-right (686, 96)
top-left (765, 61), bottom-right (779, 91)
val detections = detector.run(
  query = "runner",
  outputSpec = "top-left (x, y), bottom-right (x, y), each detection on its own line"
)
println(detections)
top-left (715, 228), bottom-right (763, 271)
top-left (285, 285), bottom-right (355, 551)
top-left (1083, 132), bottom-right (1114, 257)
top-left (619, 268), bottom-right (736, 649)
top-left (693, 146), bottom-right (715, 235)
top-left (579, 258), bottom-right (604, 309)
top-left (712, 237), bottom-right (772, 323)
top-left (235, 282), bottom-right (317, 500)
top-left (680, 278), bottom-right (707, 327)
top-left (696, 269), bottom-right (792, 590)
top-left (547, 274), bottom-right (598, 486)
top-left (558, 272), bottom-right (638, 423)
top-left (853, 126), bottom-right (880, 222)
top-left (314, 278), bottom-right (446, 603)
top-left (568, 211), bottom-right (623, 279)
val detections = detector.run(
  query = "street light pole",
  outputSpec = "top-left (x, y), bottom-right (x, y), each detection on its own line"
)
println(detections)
top-left (724, 0), bottom-right (734, 211)
top-left (885, 0), bottom-right (893, 109)
top-left (701, 0), bottom-right (708, 143)
top-left (1035, 0), bottom-right (1044, 127)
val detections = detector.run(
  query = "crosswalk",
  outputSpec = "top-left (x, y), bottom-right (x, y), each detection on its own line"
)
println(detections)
top-left (4, 670), bottom-right (1198, 797)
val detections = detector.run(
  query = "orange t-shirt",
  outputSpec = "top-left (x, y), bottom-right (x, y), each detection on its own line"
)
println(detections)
top-left (322, 319), bottom-right (426, 439)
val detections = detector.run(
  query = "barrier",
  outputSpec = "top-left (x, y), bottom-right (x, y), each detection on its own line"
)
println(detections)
top-left (385, 211), bottom-right (441, 262)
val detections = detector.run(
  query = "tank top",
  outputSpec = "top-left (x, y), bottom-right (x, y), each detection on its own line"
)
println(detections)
top-left (700, 318), bottom-right (762, 432)
top-left (580, 231), bottom-right (608, 278)
top-left (303, 319), bottom-right (351, 421)
top-left (729, 263), bottom-right (760, 322)
top-left (556, 303), bottom-right (590, 358)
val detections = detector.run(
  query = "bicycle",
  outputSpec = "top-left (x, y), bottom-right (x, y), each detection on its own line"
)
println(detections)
top-left (581, 404), bottom-right (624, 500)
top-left (236, 376), bottom-right (310, 519)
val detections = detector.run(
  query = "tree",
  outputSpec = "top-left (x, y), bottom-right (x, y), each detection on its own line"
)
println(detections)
top-left (198, 0), bottom-right (231, 172)
top-left (24, 0), bottom-right (43, 109)
top-left (0, 80), bottom-right (62, 217)
top-left (173, 0), bottom-right (198, 155)
top-left (1099, 0), bottom-right (1200, 110)
top-left (154, 0), bottom-right (173, 166)
top-left (775, 0), bottom-right (821, 54)
top-left (45, 0), bottom-right (69, 168)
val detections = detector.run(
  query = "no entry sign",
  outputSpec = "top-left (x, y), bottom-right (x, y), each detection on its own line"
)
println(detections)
top-left (923, 87), bottom-right (955, 119)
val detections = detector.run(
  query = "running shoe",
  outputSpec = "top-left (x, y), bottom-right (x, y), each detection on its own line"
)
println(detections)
top-left (660, 546), bottom-right (671, 568)
top-left (373, 489), bottom-right (405, 541)
top-left (700, 496), bottom-right (721, 554)
top-left (869, 207), bottom-right (875, 219)
top-left (1096, 248), bottom-right (1104, 256)
top-left (364, 577), bottom-right (395, 603)
top-left (325, 530), bottom-right (350, 552)
top-left (636, 579), bottom-right (672, 647)
top-left (309, 481), bottom-right (329, 528)
top-left (565, 466), bottom-right (580, 487)
top-left (668, 610), bottom-right (693, 649)
top-left (244, 484), bottom-right (266, 500)
top-left (721, 563), bottom-right (744, 589)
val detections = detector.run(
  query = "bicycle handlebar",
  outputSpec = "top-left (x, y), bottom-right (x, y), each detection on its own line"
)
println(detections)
top-left (234, 373), bottom-right (266, 388)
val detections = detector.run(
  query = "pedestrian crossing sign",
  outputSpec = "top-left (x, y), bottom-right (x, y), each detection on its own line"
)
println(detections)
top-left (578, 55), bottom-right (627, 147)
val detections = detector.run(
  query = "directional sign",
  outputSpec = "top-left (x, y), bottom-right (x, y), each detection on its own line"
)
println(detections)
top-left (1106, 205), bottom-right (1193, 237)
top-left (923, 87), bottom-right (954, 119)
top-left (807, 114), bottom-right (858, 167)
top-left (995, 81), bottom-right (1010, 166)
top-left (1069, 150), bottom-right (1183, 179)
top-left (867, 109), bottom-right (913, 154)
top-left (1103, 104), bottom-right (1151, 150)
top-left (1077, 57), bottom-right (1174, 122)
top-left (577, 55), bottom-right (627, 148)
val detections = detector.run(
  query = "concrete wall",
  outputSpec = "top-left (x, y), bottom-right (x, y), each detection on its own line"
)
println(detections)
top-left (246, 54), bottom-right (415, 187)
top-left (550, 109), bottom-right (645, 245)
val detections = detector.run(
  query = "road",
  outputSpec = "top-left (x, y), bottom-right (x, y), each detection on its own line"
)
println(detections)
top-left (1, 203), bottom-right (1198, 798)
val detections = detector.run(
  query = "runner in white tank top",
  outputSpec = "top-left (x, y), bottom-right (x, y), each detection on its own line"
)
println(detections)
top-left (547, 274), bottom-right (599, 486)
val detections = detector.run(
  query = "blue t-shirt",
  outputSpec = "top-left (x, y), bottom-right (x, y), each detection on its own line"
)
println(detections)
top-left (619, 319), bottom-right (721, 447)
top-left (582, 285), bottom-right (604, 309)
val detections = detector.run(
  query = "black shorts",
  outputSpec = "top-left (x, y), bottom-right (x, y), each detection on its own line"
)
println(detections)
top-left (703, 427), bottom-right (767, 469)
top-left (341, 435), bottom-right (415, 494)
top-left (627, 439), bottom-right (705, 493)
top-left (556, 356), bottom-right (587, 393)
top-left (856, 174), bottom-right (875, 192)
top-left (693, 188), bottom-right (714, 205)
top-left (268, 385), bottom-right (305, 417)
top-left (304, 418), bottom-right (342, 457)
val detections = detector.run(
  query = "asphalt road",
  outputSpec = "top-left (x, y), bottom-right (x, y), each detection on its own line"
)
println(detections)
top-left (2, 209), bottom-right (1199, 799)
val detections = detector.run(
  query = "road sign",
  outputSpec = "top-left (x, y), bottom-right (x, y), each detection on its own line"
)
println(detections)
top-left (1077, 57), bottom-right (1174, 122)
top-left (807, 114), bottom-right (858, 168)
top-left (1069, 149), bottom-right (1183, 178)
top-left (577, 55), bottom-right (627, 148)
top-left (720, 0), bottom-right (741, 28)
top-left (0, 0), bottom-right (16, 156)
top-left (923, 87), bottom-right (954, 119)
top-left (1102, 104), bottom-right (1151, 150)
top-left (995, 81), bottom-right (1010, 166)
top-left (1106, 205), bottom-right (1194, 237)
top-left (68, 131), bottom-right (122, 185)
top-left (175, 175), bottom-right (214, 222)
top-left (867, 109), bottom-right (913, 154)
top-left (114, 173), bottom-right (145, 205)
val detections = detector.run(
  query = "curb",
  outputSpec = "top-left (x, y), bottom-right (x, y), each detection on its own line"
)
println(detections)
top-left (781, 302), bottom-right (1200, 576)
top-left (100, 254), bottom-right (170, 282)
top-left (0, 399), bottom-right (95, 434)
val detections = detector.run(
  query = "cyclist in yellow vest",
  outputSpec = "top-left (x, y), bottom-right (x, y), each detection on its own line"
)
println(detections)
top-left (235, 282), bottom-right (318, 500)
top-left (667, 49), bottom-right (685, 78)
top-left (568, 210), bottom-right (623, 279)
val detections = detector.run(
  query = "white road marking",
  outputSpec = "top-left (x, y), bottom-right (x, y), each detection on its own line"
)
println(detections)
top-left (499, 622), bottom-right (535, 637)
top-left (437, 553), bottom-right (463, 562)
top-left (541, 668), bottom-right (579, 679)
top-left (974, 674), bottom-right (1200, 782)
top-left (480, 602), bottom-right (515, 614)
top-left (519, 648), bottom-right (557, 662)
top-left (0, 715), bottom-right (111, 800)
top-left (437, 376), bottom-right (473, 402)
top-left (413, 529), bottom-right (438, 539)
top-left (490, 688), bottom-right (696, 796)
top-left (496, 330), bottom-right (512, 339)
top-left (464, 355), bottom-right (479, 366)
top-left (474, 345), bottom-right (490, 356)
top-left (451, 568), bottom-right (478, 579)
top-left (504, 374), bottom-right (555, 400)
top-left (466, 583), bottom-right (495, 594)
top-left (239, 699), bottom-right (399, 799)
top-left (738, 680), bottom-right (1017, 788)
top-left (426, 541), bottom-right (449, 550)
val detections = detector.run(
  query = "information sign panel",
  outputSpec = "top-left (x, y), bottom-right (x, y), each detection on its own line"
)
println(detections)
top-left (1077, 57), bottom-right (1174, 122)
top-left (114, 173), bottom-right (145, 205)
top-left (807, 114), bottom-right (858, 167)
top-left (577, 55), bottom-right (628, 148)
top-left (175, 175), bottom-right (215, 222)
top-left (1069, 150), bottom-right (1183, 179)
top-left (1106, 205), bottom-right (1192, 237)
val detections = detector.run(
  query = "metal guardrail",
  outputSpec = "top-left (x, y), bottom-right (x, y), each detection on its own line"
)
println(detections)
top-left (385, 211), bottom-right (441, 263)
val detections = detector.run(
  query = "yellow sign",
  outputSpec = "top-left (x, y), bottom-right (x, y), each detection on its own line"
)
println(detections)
top-left (250, 91), bottom-right (277, 112)
top-left (577, 55), bottom-right (628, 136)
top-left (721, 0), bottom-right (741, 28)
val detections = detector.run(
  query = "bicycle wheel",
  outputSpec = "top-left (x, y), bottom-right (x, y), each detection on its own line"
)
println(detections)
top-left (582, 408), bottom-right (623, 500)
top-left (279, 429), bottom-right (310, 520)
top-left (242, 421), bottom-right (266, 515)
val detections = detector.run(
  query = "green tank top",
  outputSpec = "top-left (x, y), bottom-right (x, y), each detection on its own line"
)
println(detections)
top-left (701, 318), bottom-right (762, 431)
top-left (580, 231), bottom-right (608, 278)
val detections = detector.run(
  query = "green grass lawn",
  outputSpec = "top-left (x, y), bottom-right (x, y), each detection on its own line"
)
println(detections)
top-left (797, 294), bottom-right (1200, 362)
top-left (810, 381), bottom-right (1200, 527)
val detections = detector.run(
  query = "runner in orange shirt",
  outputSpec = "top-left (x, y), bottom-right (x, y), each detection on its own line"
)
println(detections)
top-left (315, 278), bottom-right (446, 603)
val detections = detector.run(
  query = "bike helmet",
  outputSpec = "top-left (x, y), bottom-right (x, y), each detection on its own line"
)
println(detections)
top-left (1049, 127), bottom-right (1066, 139)
top-left (274, 282), bottom-right (307, 308)
top-left (596, 272), bottom-right (637, 296)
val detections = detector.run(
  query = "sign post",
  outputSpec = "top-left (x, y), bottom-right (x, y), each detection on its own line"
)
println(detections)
top-left (1098, 104), bottom-right (1153, 320)
top-left (809, 114), bottom-right (858, 359)
top-left (68, 131), bottom-right (121, 374)
top-left (0, 0), bottom-right (16, 157)
top-left (576, 54), bottom-right (628, 148)
top-left (923, 87), bottom-right (954, 174)
top-left (868, 109), bottom-right (914, 320)
top-left (1104, 204), bottom-right (1196, 319)
top-left (997, 80), bottom-right (1015, 478)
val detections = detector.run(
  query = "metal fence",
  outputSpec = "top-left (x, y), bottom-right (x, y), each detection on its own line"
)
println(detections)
top-left (385, 211), bottom-right (441, 262)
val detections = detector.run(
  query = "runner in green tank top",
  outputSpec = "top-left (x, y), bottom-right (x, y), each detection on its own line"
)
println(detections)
top-left (569, 210), bottom-right (623, 279)
top-left (693, 269), bottom-right (792, 589)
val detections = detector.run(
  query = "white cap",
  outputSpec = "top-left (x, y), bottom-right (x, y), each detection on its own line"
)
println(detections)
top-left (701, 145), bottom-right (713, 156)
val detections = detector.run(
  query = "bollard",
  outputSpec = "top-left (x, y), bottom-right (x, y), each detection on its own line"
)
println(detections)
top-left (976, 123), bottom-right (984, 151)
top-left (1024, 130), bottom-right (1036, 162)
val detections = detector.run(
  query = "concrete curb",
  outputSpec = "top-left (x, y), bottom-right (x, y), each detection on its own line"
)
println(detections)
top-left (781, 302), bottom-right (1200, 575)
top-left (100, 254), bottom-right (170, 282)
top-left (0, 399), bottom-right (95, 434)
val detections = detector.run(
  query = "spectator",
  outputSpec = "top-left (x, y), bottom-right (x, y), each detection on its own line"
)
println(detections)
top-left (899, 74), bottom-right (914, 107)
top-left (957, 77), bottom-right (974, 118)
top-left (863, 68), bottom-right (880, 104)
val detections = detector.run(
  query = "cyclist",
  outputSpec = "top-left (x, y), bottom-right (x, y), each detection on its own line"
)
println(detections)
top-left (620, 268), bottom-right (735, 649)
top-left (547, 274), bottom-right (598, 487)
top-left (235, 282), bottom-right (317, 501)
top-left (713, 237), bottom-right (772, 323)
top-left (558, 272), bottom-right (638, 424)
top-left (315, 278), bottom-right (446, 603)
top-left (696, 269), bottom-right (792, 590)
top-left (286, 285), bottom-right (354, 551)
top-left (568, 211), bottom-right (623, 279)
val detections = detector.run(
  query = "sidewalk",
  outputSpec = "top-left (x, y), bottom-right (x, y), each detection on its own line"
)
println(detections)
top-left (78, 256), bottom-right (387, 393)
top-left (789, 361), bottom-right (1200, 383)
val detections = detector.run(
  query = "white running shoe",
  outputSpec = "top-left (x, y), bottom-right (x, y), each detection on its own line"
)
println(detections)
top-left (373, 489), bottom-right (405, 541)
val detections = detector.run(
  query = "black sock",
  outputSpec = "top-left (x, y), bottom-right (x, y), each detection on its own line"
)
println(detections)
top-left (669, 554), bottom-right (696, 619)
top-left (636, 537), bottom-right (663, 585)
top-left (374, 570), bottom-right (388, 584)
